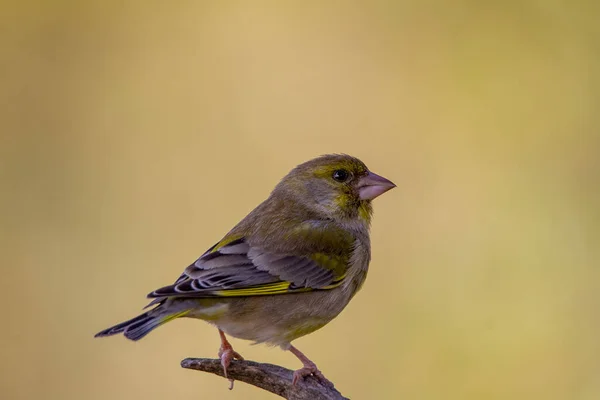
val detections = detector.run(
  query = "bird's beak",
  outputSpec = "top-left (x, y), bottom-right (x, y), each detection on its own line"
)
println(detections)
top-left (358, 171), bottom-right (396, 200)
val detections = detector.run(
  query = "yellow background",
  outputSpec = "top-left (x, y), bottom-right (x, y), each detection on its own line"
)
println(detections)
top-left (1, 2), bottom-right (599, 399)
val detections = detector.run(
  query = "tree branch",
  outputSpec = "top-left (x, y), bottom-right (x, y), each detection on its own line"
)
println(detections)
top-left (181, 358), bottom-right (350, 400)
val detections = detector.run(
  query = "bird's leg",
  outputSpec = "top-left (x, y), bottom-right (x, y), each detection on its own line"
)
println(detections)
top-left (288, 345), bottom-right (334, 388)
top-left (217, 329), bottom-right (244, 389)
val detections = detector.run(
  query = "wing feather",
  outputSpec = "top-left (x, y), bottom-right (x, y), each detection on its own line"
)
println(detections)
top-left (148, 232), bottom-right (350, 299)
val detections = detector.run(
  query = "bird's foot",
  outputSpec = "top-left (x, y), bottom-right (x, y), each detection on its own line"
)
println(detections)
top-left (218, 344), bottom-right (245, 375)
top-left (289, 344), bottom-right (334, 388)
top-left (292, 360), bottom-right (334, 388)
top-left (217, 330), bottom-right (244, 389)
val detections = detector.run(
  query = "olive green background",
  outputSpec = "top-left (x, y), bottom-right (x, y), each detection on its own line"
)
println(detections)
top-left (1, 2), bottom-right (599, 399)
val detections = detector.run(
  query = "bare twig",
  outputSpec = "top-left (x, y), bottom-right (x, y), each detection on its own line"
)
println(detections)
top-left (181, 358), bottom-right (349, 400)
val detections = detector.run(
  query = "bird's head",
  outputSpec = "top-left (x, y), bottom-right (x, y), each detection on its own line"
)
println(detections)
top-left (273, 154), bottom-right (396, 223)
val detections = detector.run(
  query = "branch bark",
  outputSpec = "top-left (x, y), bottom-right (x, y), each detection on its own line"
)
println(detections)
top-left (181, 358), bottom-right (350, 400)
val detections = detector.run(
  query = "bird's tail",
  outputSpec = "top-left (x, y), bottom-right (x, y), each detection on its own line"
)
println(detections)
top-left (95, 308), bottom-right (190, 341)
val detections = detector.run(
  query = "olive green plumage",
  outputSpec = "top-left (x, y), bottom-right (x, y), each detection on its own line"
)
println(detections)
top-left (96, 154), bottom-right (395, 350)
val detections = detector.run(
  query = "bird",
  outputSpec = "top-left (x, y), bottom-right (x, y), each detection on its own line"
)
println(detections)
top-left (95, 154), bottom-right (395, 388)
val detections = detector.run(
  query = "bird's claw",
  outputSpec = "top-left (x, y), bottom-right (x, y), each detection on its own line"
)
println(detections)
top-left (292, 362), bottom-right (334, 388)
top-left (218, 345), bottom-right (244, 389)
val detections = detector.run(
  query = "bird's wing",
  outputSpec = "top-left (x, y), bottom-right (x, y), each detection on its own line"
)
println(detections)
top-left (147, 227), bottom-right (353, 299)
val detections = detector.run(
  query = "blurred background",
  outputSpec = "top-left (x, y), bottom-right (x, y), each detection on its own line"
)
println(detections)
top-left (1, 1), bottom-right (599, 399)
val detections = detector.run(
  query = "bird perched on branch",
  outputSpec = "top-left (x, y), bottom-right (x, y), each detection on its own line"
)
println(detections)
top-left (95, 154), bottom-right (395, 388)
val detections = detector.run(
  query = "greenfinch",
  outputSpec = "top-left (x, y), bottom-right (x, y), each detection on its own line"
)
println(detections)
top-left (96, 154), bottom-right (395, 387)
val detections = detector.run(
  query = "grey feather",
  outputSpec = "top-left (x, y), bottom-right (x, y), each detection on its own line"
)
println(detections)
top-left (148, 238), bottom-right (341, 298)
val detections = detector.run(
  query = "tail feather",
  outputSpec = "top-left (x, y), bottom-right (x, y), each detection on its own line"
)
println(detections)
top-left (95, 309), bottom-right (190, 341)
top-left (123, 314), bottom-right (163, 341)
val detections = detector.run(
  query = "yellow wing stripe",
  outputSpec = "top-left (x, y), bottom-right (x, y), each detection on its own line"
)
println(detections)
top-left (159, 309), bottom-right (191, 324)
top-left (210, 234), bottom-right (244, 254)
top-left (212, 273), bottom-right (347, 297)
top-left (214, 282), bottom-right (292, 297)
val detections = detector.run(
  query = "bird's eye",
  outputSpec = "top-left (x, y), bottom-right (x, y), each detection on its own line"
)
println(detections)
top-left (332, 169), bottom-right (350, 182)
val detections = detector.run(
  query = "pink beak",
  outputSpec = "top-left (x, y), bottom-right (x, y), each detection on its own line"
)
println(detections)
top-left (358, 171), bottom-right (396, 200)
